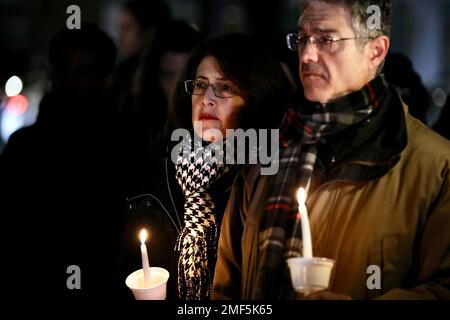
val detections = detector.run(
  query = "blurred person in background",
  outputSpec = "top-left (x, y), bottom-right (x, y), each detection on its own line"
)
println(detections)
top-left (110, 0), bottom-right (172, 106)
top-left (433, 95), bottom-right (450, 139)
top-left (0, 23), bottom-right (124, 300)
top-left (384, 52), bottom-right (430, 124)
top-left (120, 21), bottom-right (205, 194)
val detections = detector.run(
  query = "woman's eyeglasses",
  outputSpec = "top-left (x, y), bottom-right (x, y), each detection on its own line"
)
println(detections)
top-left (184, 80), bottom-right (236, 99)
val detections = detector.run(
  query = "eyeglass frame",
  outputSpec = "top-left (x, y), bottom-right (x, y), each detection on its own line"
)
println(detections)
top-left (184, 79), bottom-right (237, 99)
top-left (286, 32), bottom-right (372, 52)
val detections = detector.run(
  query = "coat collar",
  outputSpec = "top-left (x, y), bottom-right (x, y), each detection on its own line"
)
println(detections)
top-left (315, 85), bottom-right (408, 183)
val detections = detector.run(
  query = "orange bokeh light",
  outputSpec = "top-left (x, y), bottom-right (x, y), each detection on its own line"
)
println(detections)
top-left (6, 95), bottom-right (28, 115)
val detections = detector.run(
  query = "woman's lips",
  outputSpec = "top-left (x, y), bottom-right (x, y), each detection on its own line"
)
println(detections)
top-left (199, 112), bottom-right (219, 120)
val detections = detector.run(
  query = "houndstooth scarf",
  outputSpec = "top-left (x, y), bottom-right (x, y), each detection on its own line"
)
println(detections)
top-left (256, 75), bottom-right (389, 299)
top-left (175, 132), bottom-right (233, 300)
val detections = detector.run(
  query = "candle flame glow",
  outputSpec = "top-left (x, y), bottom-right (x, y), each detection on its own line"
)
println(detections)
top-left (297, 187), bottom-right (306, 206)
top-left (139, 229), bottom-right (148, 244)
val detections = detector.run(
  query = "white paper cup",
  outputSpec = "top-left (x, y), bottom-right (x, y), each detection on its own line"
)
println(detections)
top-left (125, 267), bottom-right (170, 300)
top-left (287, 257), bottom-right (335, 296)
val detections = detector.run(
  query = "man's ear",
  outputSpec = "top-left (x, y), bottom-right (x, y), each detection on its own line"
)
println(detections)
top-left (368, 35), bottom-right (390, 71)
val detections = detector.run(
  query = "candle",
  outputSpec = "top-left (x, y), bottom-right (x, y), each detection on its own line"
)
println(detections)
top-left (139, 229), bottom-right (151, 287)
top-left (296, 187), bottom-right (313, 258)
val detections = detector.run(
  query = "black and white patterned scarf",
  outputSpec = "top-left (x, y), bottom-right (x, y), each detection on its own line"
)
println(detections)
top-left (256, 75), bottom-right (389, 299)
top-left (175, 133), bottom-right (233, 300)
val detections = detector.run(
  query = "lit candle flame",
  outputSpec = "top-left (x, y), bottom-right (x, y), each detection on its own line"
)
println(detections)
top-left (297, 187), bottom-right (306, 206)
top-left (140, 229), bottom-right (148, 244)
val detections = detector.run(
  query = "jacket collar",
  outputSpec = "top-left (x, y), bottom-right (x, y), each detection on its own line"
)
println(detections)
top-left (315, 84), bottom-right (408, 183)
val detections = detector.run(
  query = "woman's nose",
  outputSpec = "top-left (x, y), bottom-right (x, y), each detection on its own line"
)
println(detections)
top-left (201, 86), bottom-right (217, 106)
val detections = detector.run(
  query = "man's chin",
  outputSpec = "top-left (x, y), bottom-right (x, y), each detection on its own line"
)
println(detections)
top-left (303, 90), bottom-right (329, 104)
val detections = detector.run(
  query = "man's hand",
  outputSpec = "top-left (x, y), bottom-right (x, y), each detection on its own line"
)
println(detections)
top-left (302, 290), bottom-right (352, 300)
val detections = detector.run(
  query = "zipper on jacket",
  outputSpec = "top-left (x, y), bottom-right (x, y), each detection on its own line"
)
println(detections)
top-left (166, 156), bottom-right (183, 231)
top-left (126, 193), bottom-right (181, 234)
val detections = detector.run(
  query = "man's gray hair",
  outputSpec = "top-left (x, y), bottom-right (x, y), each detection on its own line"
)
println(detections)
top-left (298, 0), bottom-right (392, 73)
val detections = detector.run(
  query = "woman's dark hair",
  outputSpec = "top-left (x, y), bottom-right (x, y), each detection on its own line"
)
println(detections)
top-left (170, 33), bottom-right (293, 131)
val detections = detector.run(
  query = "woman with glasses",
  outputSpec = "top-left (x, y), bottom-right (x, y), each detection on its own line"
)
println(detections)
top-left (118, 33), bottom-right (292, 300)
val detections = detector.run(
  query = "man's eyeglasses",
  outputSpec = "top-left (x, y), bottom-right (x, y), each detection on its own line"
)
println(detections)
top-left (184, 79), bottom-right (236, 99)
top-left (286, 32), bottom-right (366, 53)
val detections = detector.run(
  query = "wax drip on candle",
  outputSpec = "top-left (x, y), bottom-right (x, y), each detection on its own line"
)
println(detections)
top-left (297, 187), bottom-right (313, 258)
top-left (140, 229), bottom-right (152, 287)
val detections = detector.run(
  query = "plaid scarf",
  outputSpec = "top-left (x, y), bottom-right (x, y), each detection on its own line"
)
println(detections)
top-left (175, 133), bottom-right (233, 300)
top-left (256, 75), bottom-right (389, 299)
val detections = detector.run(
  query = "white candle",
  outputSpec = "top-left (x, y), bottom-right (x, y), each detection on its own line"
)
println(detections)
top-left (297, 188), bottom-right (313, 258)
top-left (139, 229), bottom-right (152, 287)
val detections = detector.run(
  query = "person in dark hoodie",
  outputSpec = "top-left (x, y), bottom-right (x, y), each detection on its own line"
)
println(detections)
top-left (0, 23), bottom-right (124, 300)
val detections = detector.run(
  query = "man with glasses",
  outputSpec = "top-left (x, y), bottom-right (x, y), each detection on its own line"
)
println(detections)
top-left (213, 0), bottom-right (450, 299)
